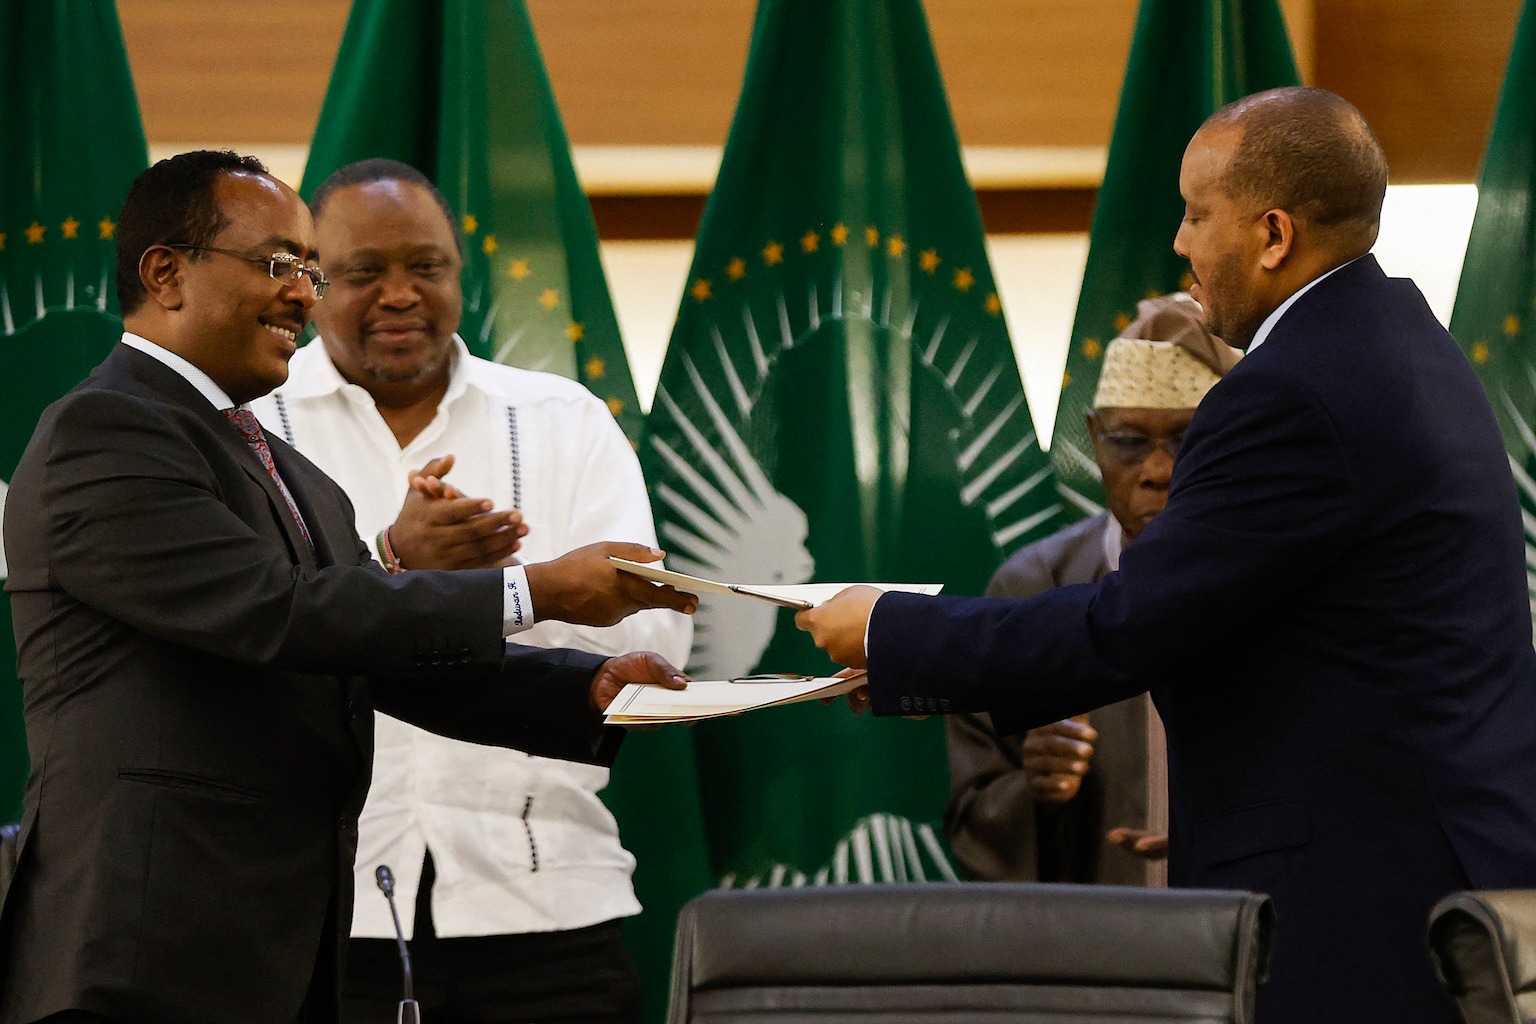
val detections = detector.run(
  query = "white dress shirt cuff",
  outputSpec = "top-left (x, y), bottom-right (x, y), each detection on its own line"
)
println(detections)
top-left (502, 565), bottom-right (538, 635)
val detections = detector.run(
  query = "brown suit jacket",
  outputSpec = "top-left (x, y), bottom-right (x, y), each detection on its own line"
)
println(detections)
top-left (944, 512), bottom-right (1159, 885)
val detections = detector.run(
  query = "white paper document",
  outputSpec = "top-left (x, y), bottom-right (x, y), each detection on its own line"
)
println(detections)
top-left (604, 672), bottom-right (867, 725)
top-left (608, 557), bottom-right (943, 610)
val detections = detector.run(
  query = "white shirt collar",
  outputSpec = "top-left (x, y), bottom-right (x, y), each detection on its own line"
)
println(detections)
top-left (1245, 256), bottom-right (1362, 354)
top-left (120, 332), bottom-right (237, 409)
top-left (1103, 514), bottom-right (1125, 572)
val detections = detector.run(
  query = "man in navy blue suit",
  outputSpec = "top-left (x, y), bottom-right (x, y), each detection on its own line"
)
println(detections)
top-left (799, 87), bottom-right (1536, 1024)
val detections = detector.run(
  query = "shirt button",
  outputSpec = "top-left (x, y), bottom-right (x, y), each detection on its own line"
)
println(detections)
top-left (899, 696), bottom-right (912, 712)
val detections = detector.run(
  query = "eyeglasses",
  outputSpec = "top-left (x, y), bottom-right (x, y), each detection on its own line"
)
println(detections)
top-left (1098, 431), bottom-right (1184, 466)
top-left (169, 244), bottom-right (328, 298)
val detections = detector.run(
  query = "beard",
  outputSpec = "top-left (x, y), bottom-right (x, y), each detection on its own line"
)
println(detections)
top-left (358, 341), bottom-right (452, 387)
top-left (1199, 252), bottom-right (1266, 350)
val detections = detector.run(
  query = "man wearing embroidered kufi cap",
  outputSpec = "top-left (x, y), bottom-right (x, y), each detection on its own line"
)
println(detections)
top-left (945, 293), bottom-right (1238, 886)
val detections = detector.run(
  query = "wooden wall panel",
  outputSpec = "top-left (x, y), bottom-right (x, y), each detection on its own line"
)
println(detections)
top-left (1312, 0), bottom-right (1521, 182)
top-left (118, 0), bottom-right (1522, 195)
top-left (118, 0), bottom-right (347, 143)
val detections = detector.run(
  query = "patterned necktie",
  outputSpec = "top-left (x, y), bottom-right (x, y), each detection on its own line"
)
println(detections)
top-left (223, 407), bottom-right (314, 552)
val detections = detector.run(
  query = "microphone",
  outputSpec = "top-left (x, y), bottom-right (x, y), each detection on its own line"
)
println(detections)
top-left (374, 864), bottom-right (421, 1024)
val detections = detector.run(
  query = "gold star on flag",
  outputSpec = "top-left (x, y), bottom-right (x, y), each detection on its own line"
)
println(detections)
top-left (985, 292), bottom-right (1002, 316)
top-left (98, 217), bottom-right (115, 239)
top-left (1114, 312), bottom-right (1131, 332)
top-left (919, 249), bottom-right (940, 273)
top-left (886, 235), bottom-right (906, 258)
top-left (1471, 341), bottom-right (1491, 364)
top-left (1062, 370), bottom-right (1072, 389)
top-left (61, 217), bottom-right (80, 240)
top-left (538, 288), bottom-right (560, 309)
top-left (1082, 338), bottom-right (1102, 360)
top-left (0, 233), bottom-right (7, 250)
top-left (1504, 314), bottom-right (1521, 336)
top-left (726, 257), bottom-right (747, 281)
top-left (508, 259), bottom-right (531, 281)
top-left (952, 267), bottom-right (974, 292)
top-left (565, 322), bottom-right (585, 342)
top-left (865, 226), bottom-right (880, 247)
top-left (584, 356), bottom-right (605, 378)
top-left (462, 214), bottom-right (478, 234)
top-left (607, 397), bottom-right (625, 418)
top-left (25, 222), bottom-right (45, 245)
top-left (800, 231), bottom-right (820, 253)
top-left (482, 235), bottom-right (498, 256)
top-left (830, 223), bottom-right (849, 245)
top-left (762, 241), bottom-right (783, 266)
top-left (690, 278), bottom-right (712, 302)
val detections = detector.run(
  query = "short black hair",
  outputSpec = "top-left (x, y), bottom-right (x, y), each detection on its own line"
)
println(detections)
top-left (309, 158), bottom-right (461, 256)
top-left (116, 150), bottom-right (270, 316)
top-left (1206, 87), bottom-right (1388, 251)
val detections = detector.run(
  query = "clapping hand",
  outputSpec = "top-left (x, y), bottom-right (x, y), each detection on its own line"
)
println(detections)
top-left (388, 455), bottom-right (527, 570)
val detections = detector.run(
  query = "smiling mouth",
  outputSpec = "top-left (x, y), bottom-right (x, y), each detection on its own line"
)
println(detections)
top-left (262, 323), bottom-right (298, 342)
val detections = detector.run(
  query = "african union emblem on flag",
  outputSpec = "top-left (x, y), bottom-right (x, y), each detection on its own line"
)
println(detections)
top-left (0, 0), bottom-right (148, 819)
top-left (644, 0), bottom-right (1062, 890)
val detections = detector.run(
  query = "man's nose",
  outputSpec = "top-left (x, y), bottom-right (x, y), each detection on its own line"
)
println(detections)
top-left (1140, 445), bottom-right (1176, 485)
top-left (379, 267), bottom-right (419, 307)
top-left (281, 275), bottom-right (317, 312)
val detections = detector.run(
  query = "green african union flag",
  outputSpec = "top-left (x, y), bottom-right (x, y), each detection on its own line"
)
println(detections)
top-left (1449, 0), bottom-right (1536, 627)
top-left (1050, 0), bottom-right (1298, 512)
top-left (301, 0), bottom-right (642, 443)
top-left (644, 0), bottom-right (1062, 930)
top-left (0, 0), bottom-right (148, 820)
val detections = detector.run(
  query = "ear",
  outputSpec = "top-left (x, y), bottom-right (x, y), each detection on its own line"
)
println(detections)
top-left (138, 245), bottom-right (186, 311)
top-left (1257, 209), bottom-right (1295, 271)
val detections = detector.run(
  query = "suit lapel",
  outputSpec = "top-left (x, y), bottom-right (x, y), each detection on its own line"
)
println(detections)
top-left (110, 345), bottom-right (321, 571)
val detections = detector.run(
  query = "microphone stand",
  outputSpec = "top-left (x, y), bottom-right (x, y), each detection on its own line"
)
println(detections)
top-left (375, 864), bottom-right (421, 1024)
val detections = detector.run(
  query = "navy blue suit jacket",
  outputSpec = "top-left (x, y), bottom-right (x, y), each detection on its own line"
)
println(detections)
top-left (869, 256), bottom-right (1536, 1023)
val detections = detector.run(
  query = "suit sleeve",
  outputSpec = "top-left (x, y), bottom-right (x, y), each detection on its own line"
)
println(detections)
top-left (32, 389), bottom-right (505, 677)
top-left (869, 368), bottom-right (1360, 735)
top-left (370, 642), bottom-right (623, 766)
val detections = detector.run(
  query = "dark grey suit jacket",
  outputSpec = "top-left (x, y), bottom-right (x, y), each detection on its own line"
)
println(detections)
top-left (0, 344), bottom-right (616, 1024)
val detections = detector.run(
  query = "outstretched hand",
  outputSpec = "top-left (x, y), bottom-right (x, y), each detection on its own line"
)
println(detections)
top-left (589, 651), bottom-right (689, 713)
top-left (389, 455), bottom-right (528, 570)
top-left (526, 542), bottom-right (698, 627)
top-left (795, 586), bottom-right (882, 669)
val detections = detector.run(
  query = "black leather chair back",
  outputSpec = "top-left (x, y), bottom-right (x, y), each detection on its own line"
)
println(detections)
top-left (668, 882), bottom-right (1274, 1024)
top-left (1429, 891), bottom-right (1536, 1024)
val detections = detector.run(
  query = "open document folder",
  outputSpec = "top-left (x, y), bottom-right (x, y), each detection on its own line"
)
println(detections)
top-left (607, 558), bottom-right (943, 610)
top-left (604, 672), bottom-right (868, 725)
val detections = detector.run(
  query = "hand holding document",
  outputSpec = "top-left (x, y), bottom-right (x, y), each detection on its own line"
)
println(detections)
top-left (604, 671), bottom-right (867, 725)
top-left (607, 557), bottom-right (942, 610)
